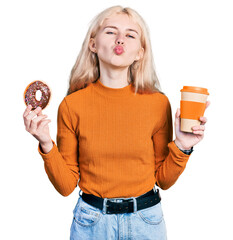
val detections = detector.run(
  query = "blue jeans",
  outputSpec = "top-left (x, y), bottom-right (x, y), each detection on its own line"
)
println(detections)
top-left (70, 191), bottom-right (167, 240)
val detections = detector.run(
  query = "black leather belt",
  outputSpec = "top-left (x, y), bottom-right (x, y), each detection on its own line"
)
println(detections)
top-left (81, 189), bottom-right (161, 214)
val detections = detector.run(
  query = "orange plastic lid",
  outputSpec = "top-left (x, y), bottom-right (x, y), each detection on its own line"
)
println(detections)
top-left (180, 86), bottom-right (209, 95)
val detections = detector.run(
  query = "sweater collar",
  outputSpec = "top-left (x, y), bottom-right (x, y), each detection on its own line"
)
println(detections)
top-left (92, 79), bottom-right (134, 97)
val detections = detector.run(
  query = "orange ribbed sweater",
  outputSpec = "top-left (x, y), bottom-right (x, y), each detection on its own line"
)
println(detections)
top-left (38, 79), bottom-right (190, 198)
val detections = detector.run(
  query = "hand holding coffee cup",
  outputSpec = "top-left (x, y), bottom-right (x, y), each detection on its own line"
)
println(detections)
top-left (180, 86), bottom-right (209, 133)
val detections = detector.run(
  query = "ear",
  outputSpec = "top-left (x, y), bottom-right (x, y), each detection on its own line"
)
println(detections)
top-left (135, 47), bottom-right (144, 61)
top-left (89, 38), bottom-right (97, 53)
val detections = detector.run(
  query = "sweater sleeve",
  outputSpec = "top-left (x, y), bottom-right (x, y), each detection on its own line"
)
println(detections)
top-left (152, 97), bottom-right (190, 190)
top-left (38, 98), bottom-right (80, 196)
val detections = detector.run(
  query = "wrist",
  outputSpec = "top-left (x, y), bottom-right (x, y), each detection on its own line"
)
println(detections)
top-left (174, 139), bottom-right (191, 151)
top-left (40, 140), bottom-right (53, 154)
top-left (174, 139), bottom-right (193, 155)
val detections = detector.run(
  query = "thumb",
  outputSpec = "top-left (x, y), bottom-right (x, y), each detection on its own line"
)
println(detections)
top-left (175, 108), bottom-right (181, 129)
top-left (37, 107), bottom-right (43, 116)
top-left (205, 100), bottom-right (211, 110)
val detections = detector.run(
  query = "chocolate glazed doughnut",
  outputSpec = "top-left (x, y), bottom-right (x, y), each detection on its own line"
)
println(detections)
top-left (24, 81), bottom-right (51, 110)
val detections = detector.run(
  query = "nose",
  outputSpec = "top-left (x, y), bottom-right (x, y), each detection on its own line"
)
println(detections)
top-left (115, 33), bottom-right (124, 45)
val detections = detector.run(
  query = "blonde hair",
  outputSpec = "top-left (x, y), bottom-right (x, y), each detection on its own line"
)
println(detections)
top-left (67, 5), bottom-right (162, 95)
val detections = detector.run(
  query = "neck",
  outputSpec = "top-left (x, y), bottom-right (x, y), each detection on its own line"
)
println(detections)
top-left (99, 62), bottom-right (130, 88)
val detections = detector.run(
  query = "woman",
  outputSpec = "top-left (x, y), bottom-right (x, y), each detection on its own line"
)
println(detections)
top-left (23, 5), bottom-right (209, 239)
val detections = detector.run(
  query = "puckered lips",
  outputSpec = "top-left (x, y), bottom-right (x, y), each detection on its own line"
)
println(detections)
top-left (113, 45), bottom-right (124, 55)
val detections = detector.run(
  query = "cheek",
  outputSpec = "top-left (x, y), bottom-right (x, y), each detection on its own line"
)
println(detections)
top-left (96, 41), bottom-right (110, 56)
top-left (95, 35), bottom-right (110, 50)
top-left (127, 47), bottom-right (141, 61)
top-left (128, 40), bottom-right (141, 53)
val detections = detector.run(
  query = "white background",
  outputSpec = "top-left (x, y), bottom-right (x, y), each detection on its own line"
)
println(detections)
top-left (1, 0), bottom-right (232, 239)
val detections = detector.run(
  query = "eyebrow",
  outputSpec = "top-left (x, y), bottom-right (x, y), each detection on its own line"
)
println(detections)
top-left (104, 26), bottom-right (139, 35)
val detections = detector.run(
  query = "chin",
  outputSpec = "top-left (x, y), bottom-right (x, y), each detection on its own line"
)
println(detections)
top-left (99, 57), bottom-right (134, 69)
top-left (110, 59), bottom-right (134, 68)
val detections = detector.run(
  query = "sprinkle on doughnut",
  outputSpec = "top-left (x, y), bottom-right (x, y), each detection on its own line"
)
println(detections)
top-left (24, 81), bottom-right (51, 110)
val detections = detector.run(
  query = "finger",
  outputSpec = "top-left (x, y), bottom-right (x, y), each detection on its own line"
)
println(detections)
top-left (23, 105), bottom-right (32, 118)
top-left (199, 116), bottom-right (207, 125)
top-left (37, 107), bottom-right (44, 116)
top-left (30, 115), bottom-right (48, 131)
top-left (35, 106), bottom-right (42, 116)
top-left (205, 101), bottom-right (210, 109)
top-left (174, 108), bottom-right (181, 129)
top-left (23, 105), bottom-right (32, 128)
top-left (37, 119), bottom-right (51, 131)
top-left (25, 106), bottom-right (42, 121)
top-left (192, 130), bottom-right (204, 136)
top-left (192, 125), bottom-right (205, 131)
top-left (175, 108), bottom-right (180, 118)
top-left (24, 106), bottom-right (42, 130)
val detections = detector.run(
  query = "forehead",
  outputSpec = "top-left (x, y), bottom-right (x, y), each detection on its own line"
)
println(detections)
top-left (101, 13), bottom-right (141, 34)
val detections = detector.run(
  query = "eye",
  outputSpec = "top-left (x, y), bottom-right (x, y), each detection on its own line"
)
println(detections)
top-left (106, 31), bottom-right (116, 35)
top-left (126, 34), bottom-right (135, 39)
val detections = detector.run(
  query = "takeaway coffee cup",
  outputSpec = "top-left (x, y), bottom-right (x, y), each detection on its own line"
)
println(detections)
top-left (180, 86), bottom-right (209, 133)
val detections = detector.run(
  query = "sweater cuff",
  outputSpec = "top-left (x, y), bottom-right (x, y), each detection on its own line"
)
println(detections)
top-left (168, 141), bottom-right (190, 160)
top-left (38, 140), bottom-right (57, 161)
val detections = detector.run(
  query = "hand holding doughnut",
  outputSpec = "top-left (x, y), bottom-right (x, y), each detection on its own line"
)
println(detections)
top-left (23, 80), bottom-right (53, 153)
top-left (23, 105), bottom-right (53, 153)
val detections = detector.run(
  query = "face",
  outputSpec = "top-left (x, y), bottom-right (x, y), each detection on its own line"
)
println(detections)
top-left (89, 13), bottom-right (144, 69)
